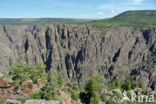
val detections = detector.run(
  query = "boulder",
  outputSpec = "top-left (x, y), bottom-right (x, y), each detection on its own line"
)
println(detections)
top-left (0, 77), bottom-right (12, 88)
top-left (0, 75), bottom-right (14, 102)
top-left (21, 79), bottom-right (43, 95)
top-left (21, 80), bottom-right (33, 95)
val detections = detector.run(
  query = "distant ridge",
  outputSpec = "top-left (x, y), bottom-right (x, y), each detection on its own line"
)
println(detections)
top-left (0, 18), bottom-right (91, 25)
top-left (87, 10), bottom-right (156, 26)
top-left (114, 10), bottom-right (156, 18)
top-left (1, 10), bottom-right (156, 25)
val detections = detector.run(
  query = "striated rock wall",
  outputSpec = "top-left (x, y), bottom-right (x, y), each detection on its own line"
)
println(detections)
top-left (0, 24), bottom-right (155, 88)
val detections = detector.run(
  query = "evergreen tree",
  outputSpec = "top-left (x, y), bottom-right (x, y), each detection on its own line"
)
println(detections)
top-left (84, 75), bottom-right (100, 104)
top-left (40, 73), bottom-right (60, 100)
top-left (8, 62), bottom-right (47, 87)
top-left (57, 73), bottom-right (64, 88)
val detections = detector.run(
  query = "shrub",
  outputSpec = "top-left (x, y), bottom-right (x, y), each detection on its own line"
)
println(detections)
top-left (79, 88), bottom-right (85, 92)
top-left (57, 73), bottom-right (64, 88)
top-left (40, 74), bottom-right (60, 100)
top-left (110, 79), bottom-right (123, 89)
top-left (0, 99), bottom-right (4, 104)
top-left (127, 91), bottom-right (132, 99)
top-left (90, 93), bottom-right (100, 104)
top-left (115, 79), bottom-right (122, 88)
top-left (84, 75), bottom-right (100, 104)
top-left (122, 80), bottom-right (131, 91)
top-left (8, 63), bottom-right (66, 101)
top-left (113, 91), bottom-right (122, 99)
top-left (8, 62), bottom-right (47, 87)
top-left (106, 100), bottom-right (116, 104)
top-left (110, 79), bottom-right (145, 91)
top-left (30, 92), bottom-right (42, 99)
top-left (131, 80), bottom-right (138, 89)
top-left (100, 93), bottom-right (107, 102)
top-left (127, 101), bottom-right (135, 104)
top-left (71, 91), bottom-right (79, 100)
top-left (68, 88), bottom-right (79, 100)
top-left (138, 82), bottom-right (145, 89)
top-left (20, 98), bottom-right (29, 103)
top-left (111, 82), bottom-right (116, 89)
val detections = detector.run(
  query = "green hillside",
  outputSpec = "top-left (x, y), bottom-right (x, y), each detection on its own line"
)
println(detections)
top-left (87, 10), bottom-right (156, 27)
top-left (1, 10), bottom-right (156, 26)
top-left (0, 18), bottom-right (90, 25)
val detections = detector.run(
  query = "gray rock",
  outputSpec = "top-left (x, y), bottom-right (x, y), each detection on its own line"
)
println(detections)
top-left (24, 99), bottom-right (59, 104)
top-left (0, 25), bottom-right (155, 89)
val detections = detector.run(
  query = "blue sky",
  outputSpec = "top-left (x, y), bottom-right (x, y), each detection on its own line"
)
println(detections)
top-left (0, 0), bottom-right (156, 19)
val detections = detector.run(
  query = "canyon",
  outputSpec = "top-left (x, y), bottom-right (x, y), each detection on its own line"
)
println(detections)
top-left (0, 24), bottom-right (155, 90)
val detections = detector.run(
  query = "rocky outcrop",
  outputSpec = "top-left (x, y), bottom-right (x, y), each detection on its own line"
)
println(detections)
top-left (0, 73), bottom-right (44, 103)
top-left (6, 99), bottom-right (60, 104)
top-left (21, 79), bottom-right (43, 95)
top-left (0, 73), bottom-right (14, 101)
top-left (0, 25), bottom-right (155, 89)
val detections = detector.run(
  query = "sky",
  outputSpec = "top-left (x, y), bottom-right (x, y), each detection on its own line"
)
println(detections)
top-left (0, 0), bottom-right (156, 19)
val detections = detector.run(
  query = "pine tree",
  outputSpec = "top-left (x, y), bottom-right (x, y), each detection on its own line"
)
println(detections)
top-left (57, 73), bottom-right (64, 88)
top-left (84, 75), bottom-right (100, 104)
top-left (8, 62), bottom-right (47, 87)
top-left (41, 74), bottom-right (60, 100)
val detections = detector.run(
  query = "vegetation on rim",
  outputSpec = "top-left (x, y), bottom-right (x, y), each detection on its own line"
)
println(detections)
top-left (0, 62), bottom-right (155, 104)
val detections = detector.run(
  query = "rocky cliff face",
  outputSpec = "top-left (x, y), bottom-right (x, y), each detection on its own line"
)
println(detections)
top-left (0, 25), bottom-right (155, 89)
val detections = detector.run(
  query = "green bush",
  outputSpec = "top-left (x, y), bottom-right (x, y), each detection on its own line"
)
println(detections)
top-left (127, 91), bottom-right (132, 99)
top-left (110, 79), bottom-right (123, 89)
top-left (122, 80), bottom-right (131, 91)
top-left (127, 101), bottom-right (135, 104)
top-left (0, 99), bottom-right (4, 104)
top-left (100, 93), bottom-right (107, 102)
top-left (83, 75), bottom-right (100, 104)
top-left (115, 79), bottom-right (122, 88)
top-left (106, 100), bottom-right (116, 104)
top-left (30, 92), bottom-right (42, 99)
top-left (71, 91), bottom-right (79, 100)
top-left (57, 73), bottom-right (64, 88)
top-left (20, 98), bottom-right (29, 103)
top-left (110, 79), bottom-right (145, 91)
top-left (8, 62), bottom-right (47, 87)
top-left (90, 93), bottom-right (100, 104)
top-left (131, 80), bottom-right (138, 89)
top-left (138, 82), bottom-right (145, 89)
top-left (40, 74), bottom-right (60, 100)
top-left (113, 91), bottom-right (122, 99)
top-left (68, 88), bottom-right (79, 100)
top-left (8, 63), bottom-right (66, 101)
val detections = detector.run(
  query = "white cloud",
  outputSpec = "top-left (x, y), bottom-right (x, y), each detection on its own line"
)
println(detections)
top-left (79, 11), bottom-right (105, 18)
top-left (97, 0), bottom-right (144, 11)
top-left (111, 10), bottom-right (115, 13)
top-left (133, 0), bottom-right (143, 4)
top-left (96, 12), bottom-right (104, 16)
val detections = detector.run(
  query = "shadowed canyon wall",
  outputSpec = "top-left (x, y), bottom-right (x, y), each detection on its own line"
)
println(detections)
top-left (0, 24), bottom-right (155, 89)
